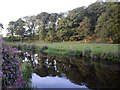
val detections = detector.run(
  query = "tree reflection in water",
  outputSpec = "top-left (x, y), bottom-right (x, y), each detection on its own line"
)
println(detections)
top-left (23, 52), bottom-right (120, 89)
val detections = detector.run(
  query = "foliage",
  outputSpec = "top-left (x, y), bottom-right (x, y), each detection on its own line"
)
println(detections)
top-left (76, 17), bottom-right (91, 40)
top-left (6, 2), bottom-right (120, 44)
top-left (95, 2), bottom-right (120, 43)
top-left (22, 62), bottom-right (32, 88)
top-left (15, 18), bottom-right (26, 42)
top-left (1, 44), bottom-right (24, 88)
top-left (7, 21), bottom-right (16, 40)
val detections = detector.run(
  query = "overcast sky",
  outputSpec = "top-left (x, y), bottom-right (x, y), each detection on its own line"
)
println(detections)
top-left (0, 0), bottom-right (100, 36)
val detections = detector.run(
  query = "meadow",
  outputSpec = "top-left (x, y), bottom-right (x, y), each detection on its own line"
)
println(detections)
top-left (7, 41), bottom-right (120, 62)
top-left (7, 41), bottom-right (119, 53)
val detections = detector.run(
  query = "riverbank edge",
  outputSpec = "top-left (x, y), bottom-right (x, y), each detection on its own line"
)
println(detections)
top-left (7, 42), bottom-right (120, 62)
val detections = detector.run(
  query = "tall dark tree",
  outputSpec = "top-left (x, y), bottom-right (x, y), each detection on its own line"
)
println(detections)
top-left (67, 6), bottom-right (87, 28)
top-left (87, 2), bottom-right (106, 34)
top-left (95, 2), bottom-right (120, 43)
top-left (15, 18), bottom-right (25, 42)
top-left (46, 13), bottom-right (59, 42)
top-left (57, 17), bottom-right (71, 41)
top-left (56, 7), bottom-right (87, 41)
top-left (36, 12), bottom-right (50, 41)
top-left (75, 17), bottom-right (91, 41)
top-left (7, 21), bottom-right (16, 41)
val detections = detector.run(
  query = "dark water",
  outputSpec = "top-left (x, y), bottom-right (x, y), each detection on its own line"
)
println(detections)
top-left (22, 52), bottom-right (120, 89)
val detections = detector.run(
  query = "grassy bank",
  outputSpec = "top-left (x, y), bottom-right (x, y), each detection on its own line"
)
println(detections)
top-left (29, 41), bottom-right (119, 54)
top-left (45, 43), bottom-right (119, 54)
top-left (7, 41), bottom-right (120, 61)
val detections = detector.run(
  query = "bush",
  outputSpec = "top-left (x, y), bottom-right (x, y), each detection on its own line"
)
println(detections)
top-left (1, 44), bottom-right (24, 88)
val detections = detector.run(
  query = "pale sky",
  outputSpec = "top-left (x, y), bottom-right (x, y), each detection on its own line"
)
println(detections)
top-left (0, 0), bottom-right (98, 36)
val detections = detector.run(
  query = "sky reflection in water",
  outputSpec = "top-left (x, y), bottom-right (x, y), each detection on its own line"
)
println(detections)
top-left (31, 73), bottom-right (87, 88)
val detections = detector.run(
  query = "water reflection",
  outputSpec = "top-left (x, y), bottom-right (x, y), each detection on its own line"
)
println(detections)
top-left (31, 73), bottom-right (86, 88)
top-left (22, 52), bottom-right (120, 89)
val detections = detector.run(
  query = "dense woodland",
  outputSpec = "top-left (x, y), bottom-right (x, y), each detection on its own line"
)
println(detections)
top-left (5, 2), bottom-right (120, 43)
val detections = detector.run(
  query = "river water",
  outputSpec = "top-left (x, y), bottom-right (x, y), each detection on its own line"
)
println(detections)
top-left (22, 52), bottom-right (120, 89)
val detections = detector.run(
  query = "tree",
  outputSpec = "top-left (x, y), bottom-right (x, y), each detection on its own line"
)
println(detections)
top-left (46, 22), bottom-right (57, 42)
top-left (36, 12), bottom-right (50, 41)
top-left (7, 21), bottom-right (16, 41)
top-left (46, 13), bottom-right (59, 42)
top-left (67, 6), bottom-right (87, 27)
top-left (87, 2), bottom-right (106, 34)
top-left (23, 15), bottom-right (37, 40)
top-left (15, 18), bottom-right (25, 42)
top-left (38, 23), bottom-right (46, 41)
top-left (77, 17), bottom-right (91, 40)
top-left (95, 3), bottom-right (120, 43)
top-left (57, 17), bottom-right (70, 41)
top-left (56, 7), bottom-right (87, 41)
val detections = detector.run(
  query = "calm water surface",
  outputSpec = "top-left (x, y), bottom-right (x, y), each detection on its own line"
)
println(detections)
top-left (22, 52), bottom-right (120, 89)
top-left (31, 73), bottom-right (87, 88)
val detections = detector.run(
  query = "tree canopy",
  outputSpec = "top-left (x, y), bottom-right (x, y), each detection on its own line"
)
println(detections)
top-left (6, 2), bottom-right (120, 43)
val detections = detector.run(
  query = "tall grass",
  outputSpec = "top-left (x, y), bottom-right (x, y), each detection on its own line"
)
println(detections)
top-left (22, 62), bottom-right (33, 88)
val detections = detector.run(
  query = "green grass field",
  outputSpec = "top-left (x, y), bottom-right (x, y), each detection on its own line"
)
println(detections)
top-left (7, 41), bottom-right (119, 54)
top-left (33, 41), bottom-right (119, 54)
top-left (6, 41), bottom-right (120, 61)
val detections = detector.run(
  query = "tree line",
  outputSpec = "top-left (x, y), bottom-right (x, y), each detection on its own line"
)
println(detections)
top-left (6, 1), bottom-right (120, 43)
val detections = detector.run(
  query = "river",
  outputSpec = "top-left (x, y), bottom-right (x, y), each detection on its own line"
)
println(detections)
top-left (21, 51), bottom-right (120, 89)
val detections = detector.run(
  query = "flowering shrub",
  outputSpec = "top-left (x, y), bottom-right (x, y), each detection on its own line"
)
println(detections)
top-left (1, 43), bottom-right (24, 88)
